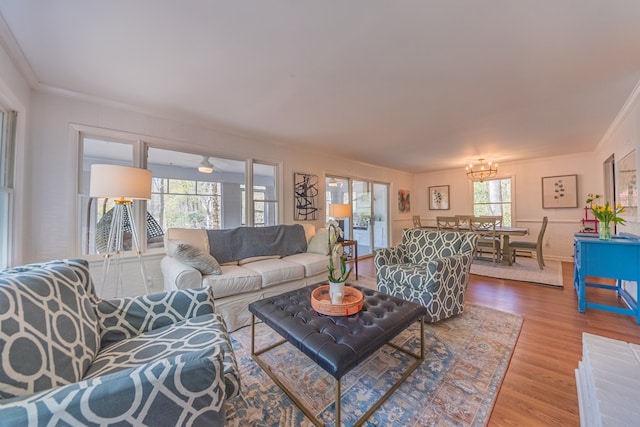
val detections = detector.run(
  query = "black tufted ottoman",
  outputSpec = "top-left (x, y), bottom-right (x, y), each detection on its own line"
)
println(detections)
top-left (248, 284), bottom-right (427, 426)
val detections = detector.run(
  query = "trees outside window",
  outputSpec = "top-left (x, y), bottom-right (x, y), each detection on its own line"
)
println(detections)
top-left (473, 178), bottom-right (512, 226)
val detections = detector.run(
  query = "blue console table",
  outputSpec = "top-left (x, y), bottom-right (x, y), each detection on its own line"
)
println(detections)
top-left (574, 233), bottom-right (640, 323)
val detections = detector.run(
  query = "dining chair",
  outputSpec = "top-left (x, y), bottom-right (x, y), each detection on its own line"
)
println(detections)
top-left (470, 216), bottom-right (500, 263)
top-left (437, 216), bottom-right (459, 230)
top-left (480, 215), bottom-right (503, 227)
top-left (510, 216), bottom-right (548, 270)
top-left (455, 215), bottom-right (474, 230)
top-left (412, 215), bottom-right (427, 228)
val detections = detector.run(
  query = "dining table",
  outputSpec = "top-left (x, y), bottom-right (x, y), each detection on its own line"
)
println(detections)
top-left (493, 226), bottom-right (529, 265)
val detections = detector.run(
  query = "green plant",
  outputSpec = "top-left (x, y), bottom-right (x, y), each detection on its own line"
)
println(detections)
top-left (327, 220), bottom-right (352, 283)
top-left (586, 193), bottom-right (626, 225)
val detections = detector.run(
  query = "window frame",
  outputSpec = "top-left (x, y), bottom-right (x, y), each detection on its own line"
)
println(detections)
top-left (0, 107), bottom-right (16, 269)
top-left (471, 176), bottom-right (514, 227)
top-left (74, 124), bottom-right (282, 257)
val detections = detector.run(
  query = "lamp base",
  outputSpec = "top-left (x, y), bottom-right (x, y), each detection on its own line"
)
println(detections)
top-left (100, 201), bottom-right (150, 297)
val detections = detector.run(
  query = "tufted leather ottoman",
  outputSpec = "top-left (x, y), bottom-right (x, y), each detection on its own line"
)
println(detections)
top-left (249, 284), bottom-right (427, 426)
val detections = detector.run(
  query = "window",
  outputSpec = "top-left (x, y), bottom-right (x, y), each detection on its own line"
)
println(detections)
top-left (0, 108), bottom-right (16, 269)
top-left (252, 162), bottom-right (278, 227)
top-left (80, 136), bottom-right (136, 255)
top-left (78, 128), bottom-right (279, 255)
top-left (473, 178), bottom-right (512, 226)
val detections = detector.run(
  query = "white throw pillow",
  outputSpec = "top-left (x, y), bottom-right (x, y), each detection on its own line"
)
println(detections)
top-left (307, 228), bottom-right (330, 255)
top-left (168, 240), bottom-right (222, 275)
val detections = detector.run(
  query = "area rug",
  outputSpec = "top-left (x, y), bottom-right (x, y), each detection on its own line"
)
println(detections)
top-left (225, 303), bottom-right (523, 426)
top-left (470, 257), bottom-right (563, 287)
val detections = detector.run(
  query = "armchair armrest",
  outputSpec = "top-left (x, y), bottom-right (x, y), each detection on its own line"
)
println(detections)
top-left (0, 349), bottom-right (228, 426)
top-left (161, 255), bottom-right (203, 291)
top-left (97, 287), bottom-right (215, 348)
top-left (421, 252), bottom-right (473, 292)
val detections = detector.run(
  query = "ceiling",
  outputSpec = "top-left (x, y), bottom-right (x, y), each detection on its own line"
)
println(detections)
top-left (1, 1), bottom-right (640, 173)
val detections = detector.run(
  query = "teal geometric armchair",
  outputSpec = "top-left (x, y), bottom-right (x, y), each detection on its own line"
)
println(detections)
top-left (0, 259), bottom-right (239, 426)
top-left (374, 229), bottom-right (478, 322)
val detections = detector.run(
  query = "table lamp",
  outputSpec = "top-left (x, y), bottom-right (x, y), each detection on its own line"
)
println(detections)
top-left (328, 203), bottom-right (352, 241)
top-left (90, 164), bottom-right (152, 297)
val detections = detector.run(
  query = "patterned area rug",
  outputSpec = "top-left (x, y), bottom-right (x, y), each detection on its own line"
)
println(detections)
top-left (225, 303), bottom-right (523, 426)
top-left (470, 257), bottom-right (563, 287)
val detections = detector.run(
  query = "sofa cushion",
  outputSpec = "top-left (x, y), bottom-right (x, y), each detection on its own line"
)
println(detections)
top-left (85, 313), bottom-right (240, 401)
top-left (306, 228), bottom-right (330, 255)
top-left (167, 240), bottom-right (221, 275)
top-left (238, 255), bottom-right (280, 266)
top-left (241, 258), bottom-right (305, 287)
top-left (284, 252), bottom-right (329, 277)
top-left (165, 228), bottom-right (209, 253)
top-left (0, 261), bottom-right (100, 398)
top-left (202, 265), bottom-right (262, 299)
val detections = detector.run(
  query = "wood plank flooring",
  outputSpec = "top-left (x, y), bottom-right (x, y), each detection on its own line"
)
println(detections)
top-left (356, 256), bottom-right (640, 426)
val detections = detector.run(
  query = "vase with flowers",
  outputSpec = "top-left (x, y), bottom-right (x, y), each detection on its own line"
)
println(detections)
top-left (586, 193), bottom-right (626, 240)
top-left (327, 220), bottom-right (352, 304)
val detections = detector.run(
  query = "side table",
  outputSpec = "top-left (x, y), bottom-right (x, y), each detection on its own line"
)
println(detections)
top-left (341, 239), bottom-right (358, 280)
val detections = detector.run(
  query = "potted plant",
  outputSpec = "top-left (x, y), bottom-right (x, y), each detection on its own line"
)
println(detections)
top-left (586, 193), bottom-right (626, 240)
top-left (327, 220), bottom-right (352, 303)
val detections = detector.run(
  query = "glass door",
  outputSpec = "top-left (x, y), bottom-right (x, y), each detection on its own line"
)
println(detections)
top-left (325, 176), bottom-right (351, 240)
top-left (352, 180), bottom-right (372, 255)
top-left (373, 183), bottom-right (388, 250)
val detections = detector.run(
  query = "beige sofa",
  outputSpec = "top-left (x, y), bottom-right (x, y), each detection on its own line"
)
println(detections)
top-left (161, 224), bottom-right (329, 331)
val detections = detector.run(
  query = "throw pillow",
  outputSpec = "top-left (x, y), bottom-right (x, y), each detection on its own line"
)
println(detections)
top-left (307, 228), bottom-right (330, 255)
top-left (168, 241), bottom-right (222, 275)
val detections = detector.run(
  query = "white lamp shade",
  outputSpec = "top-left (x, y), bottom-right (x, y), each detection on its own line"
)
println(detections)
top-left (328, 203), bottom-right (352, 218)
top-left (90, 164), bottom-right (152, 200)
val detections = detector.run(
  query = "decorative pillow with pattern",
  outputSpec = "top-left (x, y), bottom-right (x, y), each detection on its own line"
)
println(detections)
top-left (0, 262), bottom-right (100, 398)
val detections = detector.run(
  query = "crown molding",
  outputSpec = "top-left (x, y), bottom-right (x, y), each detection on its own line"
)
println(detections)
top-left (0, 13), bottom-right (38, 88)
top-left (597, 77), bottom-right (640, 151)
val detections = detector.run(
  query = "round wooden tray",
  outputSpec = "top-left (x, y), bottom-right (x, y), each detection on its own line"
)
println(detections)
top-left (311, 285), bottom-right (364, 316)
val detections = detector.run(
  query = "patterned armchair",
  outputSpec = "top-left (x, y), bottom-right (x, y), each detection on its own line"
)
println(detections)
top-left (374, 229), bottom-right (478, 322)
top-left (0, 259), bottom-right (239, 426)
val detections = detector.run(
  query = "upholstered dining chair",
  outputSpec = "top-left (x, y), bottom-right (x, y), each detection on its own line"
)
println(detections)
top-left (510, 216), bottom-right (548, 270)
top-left (412, 215), bottom-right (427, 228)
top-left (470, 216), bottom-right (501, 263)
top-left (437, 216), bottom-right (459, 230)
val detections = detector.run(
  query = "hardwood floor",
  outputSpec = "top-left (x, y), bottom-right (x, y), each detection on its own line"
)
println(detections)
top-left (356, 256), bottom-right (640, 426)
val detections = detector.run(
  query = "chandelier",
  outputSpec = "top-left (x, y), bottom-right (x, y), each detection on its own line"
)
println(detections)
top-left (466, 158), bottom-right (498, 182)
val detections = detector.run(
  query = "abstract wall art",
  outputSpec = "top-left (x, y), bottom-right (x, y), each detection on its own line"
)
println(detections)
top-left (542, 174), bottom-right (578, 208)
top-left (293, 172), bottom-right (319, 220)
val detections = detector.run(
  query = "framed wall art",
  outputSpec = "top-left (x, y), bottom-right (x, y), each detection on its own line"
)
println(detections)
top-left (398, 189), bottom-right (411, 213)
top-left (429, 185), bottom-right (449, 210)
top-left (618, 149), bottom-right (637, 208)
top-left (293, 172), bottom-right (319, 220)
top-left (542, 174), bottom-right (578, 208)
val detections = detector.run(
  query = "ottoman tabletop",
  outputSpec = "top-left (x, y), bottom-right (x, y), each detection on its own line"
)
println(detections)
top-left (248, 284), bottom-right (427, 379)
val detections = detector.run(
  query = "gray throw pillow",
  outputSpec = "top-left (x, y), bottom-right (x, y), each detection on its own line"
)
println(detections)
top-left (168, 241), bottom-right (222, 275)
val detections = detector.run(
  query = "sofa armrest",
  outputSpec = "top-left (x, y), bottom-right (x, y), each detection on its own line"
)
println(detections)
top-left (161, 255), bottom-right (203, 290)
top-left (97, 287), bottom-right (215, 348)
top-left (0, 349), bottom-right (228, 426)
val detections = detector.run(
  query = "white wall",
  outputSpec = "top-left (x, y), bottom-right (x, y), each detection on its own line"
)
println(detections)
top-left (596, 83), bottom-right (640, 235)
top-left (414, 152), bottom-right (599, 261)
top-left (23, 90), bottom-right (414, 294)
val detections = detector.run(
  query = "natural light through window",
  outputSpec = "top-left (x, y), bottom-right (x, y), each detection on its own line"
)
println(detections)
top-left (473, 178), bottom-right (512, 226)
